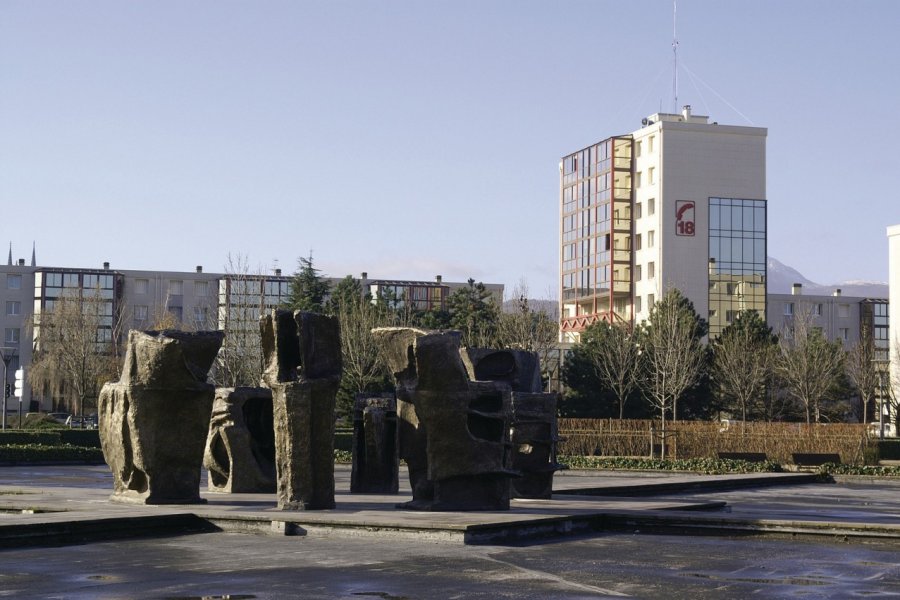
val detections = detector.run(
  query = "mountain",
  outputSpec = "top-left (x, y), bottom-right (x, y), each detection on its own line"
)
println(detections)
top-left (767, 257), bottom-right (888, 299)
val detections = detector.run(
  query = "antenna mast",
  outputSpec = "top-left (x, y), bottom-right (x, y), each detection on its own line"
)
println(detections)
top-left (672, 0), bottom-right (679, 112)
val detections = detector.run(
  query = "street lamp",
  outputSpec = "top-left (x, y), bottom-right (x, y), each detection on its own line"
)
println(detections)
top-left (0, 347), bottom-right (17, 431)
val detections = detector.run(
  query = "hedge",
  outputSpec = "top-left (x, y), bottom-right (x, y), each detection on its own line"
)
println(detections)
top-left (0, 444), bottom-right (104, 463)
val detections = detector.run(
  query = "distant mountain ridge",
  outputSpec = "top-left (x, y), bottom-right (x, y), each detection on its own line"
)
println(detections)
top-left (767, 257), bottom-right (888, 299)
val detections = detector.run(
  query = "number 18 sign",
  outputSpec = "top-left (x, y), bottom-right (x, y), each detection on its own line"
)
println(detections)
top-left (675, 200), bottom-right (695, 236)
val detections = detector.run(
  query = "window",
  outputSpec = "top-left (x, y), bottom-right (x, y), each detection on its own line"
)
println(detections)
top-left (649, 198), bottom-right (656, 215)
top-left (194, 281), bottom-right (209, 297)
top-left (134, 305), bottom-right (149, 321)
top-left (726, 310), bottom-right (737, 323)
top-left (635, 141), bottom-right (642, 157)
top-left (648, 167), bottom-right (655, 185)
top-left (193, 306), bottom-right (209, 326)
top-left (635, 172), bottom-right (642, 188)
top-left (635, 202), bottom-right (642, 219)
top-left (167, 306), bottom-right (183, 321)
top-left (839, 328), bottom-right (849, 342)
top-left (838, 303), bottom-right (850, 318)
top-left (7, 275), bottom-right (21, 290)
top-left (784, 303), bottom-right (794, 316)
top-left (135, 279), bottom-right (149, 294)
top-left (4, 328), bottom-right (19, 344)
top-left (634, 265), bottom-right (642, 281)
top-left (169, 280), bottom-right (184, 295)
top-left (634, 234), bottom-right (642, 251)
top-left (6, 301), bottom-right (20, 316)
top-left (648, 293), bottom-right (655, 309)
top-left (648, 135), bottom-right (655, 153)
top-left (648, 262), bottom-right (655, 279)
top-left (812, 303), bottom-right (823, 316)
top-left (648, 230), bottom-right (655, 248)
top-left (635, 296), bottom-right (642, 313)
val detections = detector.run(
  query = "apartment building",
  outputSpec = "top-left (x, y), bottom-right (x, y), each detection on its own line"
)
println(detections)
top-left (559, 106), bottom-right (767, 341)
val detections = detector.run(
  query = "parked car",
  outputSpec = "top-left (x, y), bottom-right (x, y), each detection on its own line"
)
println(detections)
top-left (48, 412), bottom-right (71, 425)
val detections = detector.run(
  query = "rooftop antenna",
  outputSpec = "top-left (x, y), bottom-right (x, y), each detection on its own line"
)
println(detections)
top-left (672, 0), bottom-right (679, 112)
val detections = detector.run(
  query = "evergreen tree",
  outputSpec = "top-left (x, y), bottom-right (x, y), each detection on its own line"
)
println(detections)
top-left (711, 310), bottom-right (777, 422)
top-left (447, 279), bottom-right (500, 347)
top-left (285, 254), bottom-right (330, 313)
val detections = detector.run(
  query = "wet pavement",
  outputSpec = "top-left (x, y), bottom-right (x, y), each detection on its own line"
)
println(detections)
top-left (1, 465), bottom-right (899, 597)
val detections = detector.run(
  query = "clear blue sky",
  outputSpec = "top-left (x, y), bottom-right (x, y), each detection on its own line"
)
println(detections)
top-left (2, 1), bottom-right (898, 298)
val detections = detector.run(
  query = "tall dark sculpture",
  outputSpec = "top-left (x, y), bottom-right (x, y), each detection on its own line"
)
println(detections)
top-left (373, 328), bottom-right (515, 511)
top-left (461, 348), bottom-right (564, 500)
top-left (350, 394), bottom-right (399, 494)
top-left (261, 310), bottom-right (342, 510)
top-left (204, 386), bottom-right (276, 493)
top-left (98, 330), bottom-right (223, 504)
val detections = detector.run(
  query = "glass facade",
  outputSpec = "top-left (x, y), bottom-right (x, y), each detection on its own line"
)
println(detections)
top-left (560, 136), bottom-right (633, 334)
top-left (708, 197), bottom-right (767, 338)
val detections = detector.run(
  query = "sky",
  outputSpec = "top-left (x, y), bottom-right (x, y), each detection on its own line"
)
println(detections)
top-left (2, 1), bottom-right (899, 299)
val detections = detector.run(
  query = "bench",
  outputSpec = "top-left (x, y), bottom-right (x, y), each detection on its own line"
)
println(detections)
top-left (717, 452), bottom-right (768, 463)
top-left (791, 452), bottom-right (842, 466)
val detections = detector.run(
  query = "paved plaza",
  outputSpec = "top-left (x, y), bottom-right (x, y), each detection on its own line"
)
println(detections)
top-left (1, 465), bottom-right (899, 598)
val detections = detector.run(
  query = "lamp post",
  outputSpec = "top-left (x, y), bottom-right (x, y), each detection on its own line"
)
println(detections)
top-left (0, 347), bottom-right (16, 431)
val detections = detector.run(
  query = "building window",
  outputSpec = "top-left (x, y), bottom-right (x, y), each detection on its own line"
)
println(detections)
top-left (635, 265), bottom-right (642, 281)
top-left (6, 301), bottom-right (20, 316)
top-left (648, 136), bottom-right (655, 153)
top-left (7, 275), bottom-right (21, 290)
top-left (648, 167), bottom-right (655, 185)
top-left (784, 303), bottom-right (794, 316)
top-left (649, 198), bottom-right (655, 215)
top-left (134, 305), bottom-right (149, 321)
top-left (648, 230), bottom-right (655, 248)
top-left (838, 303), bottom-right (850, 318)
top-left (168, 306), bottom-right (183, 322)
top-left (648, 262), bottom-right (655, 279)
top-left (193, 306), bottom-right (208, 327)
top-left (635, 296), bottom-right (642, 313)
top-left (812, 303), bottom-right (823, 316)
top-left (635, 172), bottom-right (642, 188)
top-left (648, 293), bottom-right (655, 309)
top-left (839, 328), bottom-right (849, 342)
top-left (135, 279), bottom-right (149, 294)
top-left (4, 328), bottom-right (20, 344)
top-left (169, 280), bottom-right (183, 296)
top-left (194, 281), bottom-right (209, 297)
top-left (635, 202), bottom-right (642, 219)
top-left (635, 140), bottom-right (642, 157)
top-left (726, 310), bottom-right (737, 323)
top-left (635, 234), bottom-right (642, 251)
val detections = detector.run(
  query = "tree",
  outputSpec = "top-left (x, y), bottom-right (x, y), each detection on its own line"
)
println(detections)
top-left (447, 279), bottom-right (500, 348)
top-left (27, 290), bottom-right (124, 416)
top-left (495, 282), bottom-right (559, 390)
top-left (580, 320), bottom-right (643, 419)
top-left (776, 306), bottom-right (845, 424)
top-left (845, 325), bottom-right (878, 425)
top-left (285, 254), bottom-right (330, 313)
top-left (710, 310), bottom-right (777, 422)
top-left (639, 289), bottom-right (706, 455)
top-left (214, 253), bottom-right (267, 388)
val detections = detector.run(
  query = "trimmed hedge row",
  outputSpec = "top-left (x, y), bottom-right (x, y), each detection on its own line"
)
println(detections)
top-left (0, 430), bottom-right (102, 448)
top-left (559, 455), bottom-right (784, 474)
top-left (0, 444), bottom-right (104, 463)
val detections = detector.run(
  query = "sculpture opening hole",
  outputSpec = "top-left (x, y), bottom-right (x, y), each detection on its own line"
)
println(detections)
top-left (467, 413), bottom-right (504, 442)
top-left (243, 397), bottom-right (276, 464)
top-left (209, 433), bottom-right (231, 488)
top-left (469, 392), bottom-right (502, 413)
top-left (473, 351), bottom-right (516, 381)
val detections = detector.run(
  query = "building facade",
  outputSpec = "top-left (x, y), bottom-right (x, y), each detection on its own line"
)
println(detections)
top-left (1, 256), bottom-right (503, 415)
top-left (559, 106), bottom-right (767, 341)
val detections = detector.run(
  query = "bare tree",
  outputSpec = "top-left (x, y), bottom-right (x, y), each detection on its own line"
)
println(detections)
top-left (582, 321), bottom-right (643, 419)
top-left (639, 289), bottom-right (706, 455)
top-left (496, 282), bottom-right (559, 390)
top-left (27, 290), bottom-right (124, 416)
top-left (214, 253), bottom-right (267, 388)
top-left (711, 310), bottom-right (775, 422)
top-left (776, 306), bottom-right (845, 424)
top-left (845, 325), bottom-right (878, 425)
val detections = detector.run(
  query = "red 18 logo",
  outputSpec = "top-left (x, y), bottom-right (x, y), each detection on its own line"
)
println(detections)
top-left (676, 201), bottom-right (695, 236)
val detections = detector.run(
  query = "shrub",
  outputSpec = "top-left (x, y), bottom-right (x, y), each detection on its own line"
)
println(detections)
top-left (0, 444), bottom-right (104, 463)
top-left (559, 455), bottom-right (783, 474)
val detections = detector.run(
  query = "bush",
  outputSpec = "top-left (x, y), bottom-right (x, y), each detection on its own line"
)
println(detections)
top-left (0, 431), bottom-right (62, 446)
top-left (559, 455), bottom-right (783, 474)
top-left (818, 463), bottom-right (900, 477)
top-left (0, 443), bottom-right (104, 463)
top-left (58, 430), bottom-right (102, 448)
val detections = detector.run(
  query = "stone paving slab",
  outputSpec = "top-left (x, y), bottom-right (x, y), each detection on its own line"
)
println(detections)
top-left (3, 465), bottom-right (895, 546)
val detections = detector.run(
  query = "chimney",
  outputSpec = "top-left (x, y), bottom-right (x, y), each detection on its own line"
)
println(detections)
top-left (17, 259), bottom-right (24, 266)
top-left (196, 265), bottom-right (203, 273)
top-left (274, 268), bottom-right (282, 277)
top-left (435, 275), bottom-right (442, 284)
top-left (833, 288), bottom-right (842, 297)
top-left (682, 104), bottom-right (692, 120)
top-left (103, 262), bottom-right (110, 270)
top-left (791, 283), bottom-right (802, 296)
top-left (361, 272), bottom-right (368, 280)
